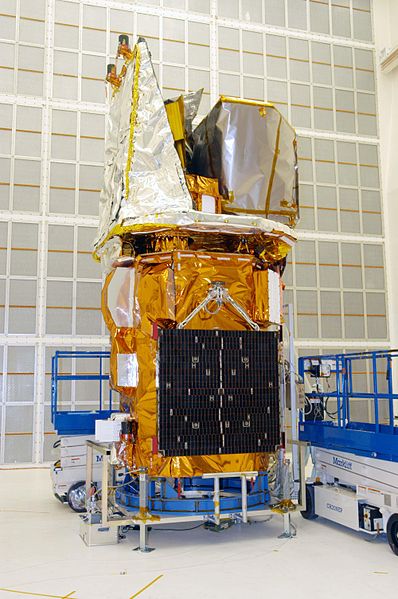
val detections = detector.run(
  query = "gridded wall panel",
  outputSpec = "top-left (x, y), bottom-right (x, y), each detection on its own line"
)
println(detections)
top-left (297, 135), bottom-right (382, 234)
top-left (218, 33), bottom-right (377, 137)
top-left (46, 224), bottom-right (103, 336)
top-left (285, 239), bottom-right (387, 341)
top-left (0, 0), bottom-right (387, 463)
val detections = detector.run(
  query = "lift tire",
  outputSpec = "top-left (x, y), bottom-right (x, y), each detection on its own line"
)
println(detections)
top-left (67, 481), bottom-right (86, 513)
top-left (387, 514), bottom-right (398, 556)
top-left (300, 484), bottom-right (318, 520)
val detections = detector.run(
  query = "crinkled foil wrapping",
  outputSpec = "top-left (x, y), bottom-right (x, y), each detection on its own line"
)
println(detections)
top-left (169, 89), bottom-right (203, 162)
top-left (93, 210), bottom-right (297, 261)
top-left (101, 249), bottom-right (286, 476)
top-left (166, 89), bottom-right (202, 135)
top-left (179, 89), bottom-right (203, 138)
top-left (95, 38), bottom-right (192, 250)
top-left (190, 98), bottom-right (299, 227)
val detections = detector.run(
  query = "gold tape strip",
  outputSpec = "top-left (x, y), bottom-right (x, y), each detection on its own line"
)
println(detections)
top-left (20, 15), bottom-right (44, 23)
top-left (9, 305), bottom-right (36, 309)
top-left (267, 53), bottom-right (287, 60)
top-left (53, 72), bottom-right (77, 78)
top-left (290, 56), bottom-right (309, 64)
top-left (10, 247), bottom-right (38, 251)
top-left (54, 21), bottom-right (78, 28)
top-left (265, 115), bottom-right (282, 216)
top-left (15, 128), bottom-right (41, 134)
top-left (13, 183), bottom-right (40, 188)
top-left (220, 95), bottom-right (274, 108)
top-left (231, 207), bottom-right (296, 216)
top-left (125, 46), bottom-right (141, 202)
top-left (352, 6), bottom-right (371, 13)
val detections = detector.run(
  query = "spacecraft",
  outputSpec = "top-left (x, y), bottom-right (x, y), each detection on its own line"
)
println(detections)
top-left (94, 36), bottom-right (298, 502)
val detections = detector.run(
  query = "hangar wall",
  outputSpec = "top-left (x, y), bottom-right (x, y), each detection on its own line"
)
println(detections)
top-left (373, 0), bottom-right (398, 353)
top-left (0, 0), bottom-right (387, 463)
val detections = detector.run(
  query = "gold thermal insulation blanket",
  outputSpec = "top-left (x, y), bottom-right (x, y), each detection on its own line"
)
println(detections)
top-left (102, 250), bottom-right (282, 477)
top-left (185, 174), bottom-right (224, 213)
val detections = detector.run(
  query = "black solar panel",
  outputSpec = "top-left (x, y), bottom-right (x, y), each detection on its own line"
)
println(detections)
top-left (157, 329), bottom-right (280, 456)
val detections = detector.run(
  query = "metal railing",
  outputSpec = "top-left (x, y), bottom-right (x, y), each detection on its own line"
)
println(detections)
top-left (299, 349), bottom-right (398, 432)
top-left (51, 350), bottom-right (115, 435)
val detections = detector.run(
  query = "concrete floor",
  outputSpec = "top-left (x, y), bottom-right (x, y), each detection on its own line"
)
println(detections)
top-left (0, 468), bottom-right (397, 599)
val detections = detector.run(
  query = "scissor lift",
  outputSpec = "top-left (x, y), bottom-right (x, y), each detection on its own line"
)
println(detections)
top-left (299, 349), bottom-right (398, 555)
top-left (50, 350), bottom-right (119, 510)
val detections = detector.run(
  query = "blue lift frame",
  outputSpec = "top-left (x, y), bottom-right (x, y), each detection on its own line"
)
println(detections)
top-left (51, 350), bottom-right (116, 435)
top-left (298, 349), bottom-right (398, 462)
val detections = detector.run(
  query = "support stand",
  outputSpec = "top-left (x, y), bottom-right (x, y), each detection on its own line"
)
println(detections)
top-left (134, 470), bottom-right (155, 552)
top-left (278, 511), bottom-right (295, 539)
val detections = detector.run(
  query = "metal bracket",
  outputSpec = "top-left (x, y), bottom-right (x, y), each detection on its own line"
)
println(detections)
top-left (177, 281), bottom-right (260, 331)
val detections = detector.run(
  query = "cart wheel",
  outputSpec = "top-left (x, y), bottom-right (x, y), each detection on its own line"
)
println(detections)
top-left (387, 514), bottom-right (398, 555)
top-left (67, 481), bottom-right (86, 513)
top-left (301, 484), bottom-right (318, 520)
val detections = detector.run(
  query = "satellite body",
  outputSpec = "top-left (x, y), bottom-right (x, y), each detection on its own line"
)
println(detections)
top-left (95, 38), bottom-right (298, 478)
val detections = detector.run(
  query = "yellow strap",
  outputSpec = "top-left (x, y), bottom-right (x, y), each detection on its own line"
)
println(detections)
top-left (265, 115), bottom-right (282, 217)
top-left (125, 46), bottom-right (141, 201)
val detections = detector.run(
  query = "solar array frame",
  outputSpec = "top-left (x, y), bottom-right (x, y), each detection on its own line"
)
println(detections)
top-left (157, 329), bottom-right (280, 456)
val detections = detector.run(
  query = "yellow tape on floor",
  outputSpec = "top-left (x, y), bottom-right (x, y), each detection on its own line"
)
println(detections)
top-left (0, 588), bottom-right (76, 599)
top-left (129, 575), bottom-right (164, 598)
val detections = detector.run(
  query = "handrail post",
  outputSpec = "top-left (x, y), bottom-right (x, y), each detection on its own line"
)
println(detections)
top-left (372, 353), bottom-right (379, 433)
top-left (342, 356), bottom-right (348, 426)
top-left (336, 356), bottom-right (342, 427)
top-left (346, 358), bottom-right (352, 425)
top-left (287, 303), bottom-right (299, 495)
top-left (51, 354), bottom-right (57, 423)
top-left (99, 355), bottom-right (103, 411)
top-left (387, 355), bottom-right (394, 432)
top-left (298, 355), bottom-right (304, 424)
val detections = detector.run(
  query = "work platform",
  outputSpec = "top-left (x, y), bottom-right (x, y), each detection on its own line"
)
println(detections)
top-left (51, 350), bottom-right (117, 436)
top-left (299, 349), bottom-right (398, 555)
top-left (299, 349), bottom-right (398, 462)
